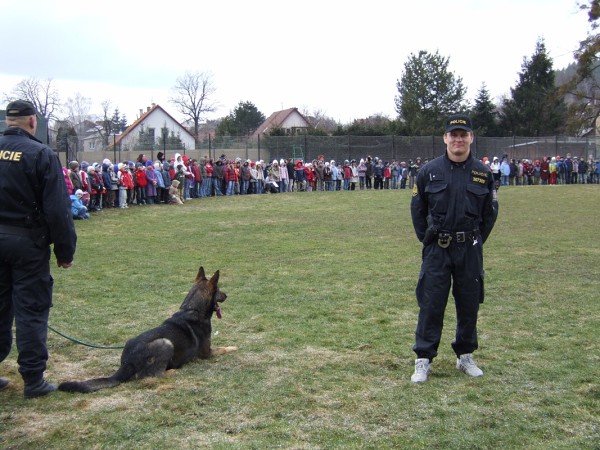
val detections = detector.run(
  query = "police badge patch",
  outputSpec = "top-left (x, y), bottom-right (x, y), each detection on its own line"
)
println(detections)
top-left (412, 185), bottom-right (418, 197)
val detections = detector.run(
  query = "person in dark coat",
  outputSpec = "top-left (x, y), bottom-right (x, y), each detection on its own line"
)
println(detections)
top-left (0, 100), bottom-right (77, 398)
top-left (409, 114), bottom-right (498, 384)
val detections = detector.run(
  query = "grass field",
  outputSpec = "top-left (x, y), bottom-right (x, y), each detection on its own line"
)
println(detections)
top-left (1, 185), bottom-right (599, 449)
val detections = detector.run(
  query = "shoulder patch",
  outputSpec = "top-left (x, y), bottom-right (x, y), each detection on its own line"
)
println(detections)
top-left (412, 184), bottom-right (418, 197)
top-left (470, 169), bottom-right (488, 184)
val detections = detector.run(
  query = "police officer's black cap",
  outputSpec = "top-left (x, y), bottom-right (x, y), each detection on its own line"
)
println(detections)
top-left (445, 114), bottom-right (472, 133)
top-left (5, 100), bottom-right (37, 117)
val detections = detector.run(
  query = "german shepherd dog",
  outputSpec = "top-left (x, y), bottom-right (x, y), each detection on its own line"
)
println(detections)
top-left (58, 266), bottom-right (237, 393)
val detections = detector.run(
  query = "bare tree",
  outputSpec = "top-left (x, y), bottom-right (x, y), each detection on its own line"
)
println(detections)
top-left (559, 1), bottom-right (600, 134)
top-left (5, 77), bottom-right (61, 121)
top-left (63, 93), bottom-right (93, 151)
top-left (99, 100), bottom-right (112, 147)
top-left (170, 71), bottom-right (217, 146)
top-left (301, 107), bottom-right (339, 134)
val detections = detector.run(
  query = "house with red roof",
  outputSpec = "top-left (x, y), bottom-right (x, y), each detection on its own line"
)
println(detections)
top-left (252, 107), bottom-right (310, 137)
top-left (114, 104), bottom-right (195, 152)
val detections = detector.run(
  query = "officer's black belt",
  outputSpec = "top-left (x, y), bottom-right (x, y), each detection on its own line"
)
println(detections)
top-left (437, 230), bottom-right (480, 248)
top-left (0, 224), bottom-right (40, 239)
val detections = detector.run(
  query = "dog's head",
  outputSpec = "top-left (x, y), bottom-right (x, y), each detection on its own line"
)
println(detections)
top-left (180, 266), bottom-right (228, 319)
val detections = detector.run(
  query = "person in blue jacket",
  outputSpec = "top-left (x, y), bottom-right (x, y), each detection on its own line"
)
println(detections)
top-left (70, 189), bottom-right (90, 219)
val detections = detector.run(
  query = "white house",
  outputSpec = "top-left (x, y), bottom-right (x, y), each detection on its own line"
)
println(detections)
top-left (115, 104), bottom-right (195, 152)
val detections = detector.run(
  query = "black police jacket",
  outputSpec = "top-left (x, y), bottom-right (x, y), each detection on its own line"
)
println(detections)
top-left (0, 127), bottom-right (77, 263)
top-left (411, 152), bottom-right (498, 244)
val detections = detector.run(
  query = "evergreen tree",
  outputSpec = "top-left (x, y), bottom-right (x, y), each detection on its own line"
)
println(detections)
top-left (216, 101), bottom-right (265, 136)
top-left (395, 50), bottom-right (467, 135)
top-left (499, 39), bottom-right (566, 136)
top-left (136, 125), bottom-right (155, 152)
top-left (158, 125), bottom-right (183, 150)
top-left (471, 83), bottom-right (498, 136)
top-left (338, 115), bottom-right (395, 136)
top-left (111, 108), bottom-right (128, 133)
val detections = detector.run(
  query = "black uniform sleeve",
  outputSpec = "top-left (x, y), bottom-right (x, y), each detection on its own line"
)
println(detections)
top-left (39, 148), bottom-right (77, 263)
top-left (410, 170), bottom-right (428, 242)
top-left (479, 174), bottom-right (498, 244)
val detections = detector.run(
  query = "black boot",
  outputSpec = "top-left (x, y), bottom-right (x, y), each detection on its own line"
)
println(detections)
top-left (24, 379), bottom-right (57, 399)
top-left (0, 377), bottom-right (9, 391)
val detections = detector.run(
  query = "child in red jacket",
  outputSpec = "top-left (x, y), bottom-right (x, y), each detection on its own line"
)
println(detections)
top-left (135, 164), bottom-right (147, 205)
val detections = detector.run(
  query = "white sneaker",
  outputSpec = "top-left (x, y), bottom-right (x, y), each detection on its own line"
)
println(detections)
top-left (456, 353), bottom-right (483, 377)
top-left (411, 358), bottom-right (431, 383)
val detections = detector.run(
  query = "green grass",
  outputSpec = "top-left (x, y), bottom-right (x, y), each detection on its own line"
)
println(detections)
top-left (1, 186), bottom-right (599, 449)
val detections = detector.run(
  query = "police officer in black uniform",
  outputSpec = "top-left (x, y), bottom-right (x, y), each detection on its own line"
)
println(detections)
top-left (0, 100), bottom-right (77, 398)
top-left (409, 114), bottom-right (498, 383)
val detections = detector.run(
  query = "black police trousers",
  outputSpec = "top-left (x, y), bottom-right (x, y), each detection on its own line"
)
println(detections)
top-left (413, 237), bottom-right (484, 361)
top-left (0, 234), bottom-right (54, 382)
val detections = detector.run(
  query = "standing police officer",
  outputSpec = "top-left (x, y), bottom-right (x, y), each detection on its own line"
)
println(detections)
top-left (410, 114), bottom-right (498, 383)
top-left (0, 100), bottom-right (77, 398)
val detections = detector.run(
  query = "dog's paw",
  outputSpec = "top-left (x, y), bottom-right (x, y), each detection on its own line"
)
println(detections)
top-left (211, 346), bottom-right (238, 356)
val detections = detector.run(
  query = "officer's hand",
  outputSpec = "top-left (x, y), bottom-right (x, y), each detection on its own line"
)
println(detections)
top-left (57, 261), bottom-right (73, 269)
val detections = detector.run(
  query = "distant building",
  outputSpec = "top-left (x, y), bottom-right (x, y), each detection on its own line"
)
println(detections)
top-left (115, 104), bottom-right (195, 152)
top-left (253, 107), bottom-right (310, 137)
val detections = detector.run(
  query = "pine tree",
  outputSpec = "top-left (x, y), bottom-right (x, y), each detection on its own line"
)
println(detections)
top-left (499, 39), bottom-right (566, 136)
top-left (216, 101), bottom-right (265, 136)
top-left (395, 50), bottom-right (467, 135)
top-left (471, 83), bottom-right (498, 136)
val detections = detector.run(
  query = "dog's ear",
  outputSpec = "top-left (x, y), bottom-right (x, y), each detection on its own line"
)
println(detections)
top-left (196, 266), bottom-right (207, 282)
top-left (208, 270), bottom-right (220, 290)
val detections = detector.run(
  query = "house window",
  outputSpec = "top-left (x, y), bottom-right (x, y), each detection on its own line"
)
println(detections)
top-left (89, 141), bottom-right (95, 150)
top-left (148, 128), bottom-right (155, 141)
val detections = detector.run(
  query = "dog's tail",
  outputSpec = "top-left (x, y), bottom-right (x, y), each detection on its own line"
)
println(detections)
top-left (58, 376), bottom-right (120, 393)
top-left (58, 365), bottom-right (134, 393)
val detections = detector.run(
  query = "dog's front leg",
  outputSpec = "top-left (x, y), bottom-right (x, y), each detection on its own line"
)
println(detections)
top-left (210, 346), bottom-right (238, 356)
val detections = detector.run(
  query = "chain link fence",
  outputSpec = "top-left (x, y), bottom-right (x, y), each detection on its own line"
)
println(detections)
top-left (224, 134), bottom-right (598, 164)
top-left (61, 134), bottom-right (598, 166)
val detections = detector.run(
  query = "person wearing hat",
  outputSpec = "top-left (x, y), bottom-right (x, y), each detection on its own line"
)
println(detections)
top-left (268, 159), bottom-right (281, 191)
top-left (168, 179), bottom-right (184, 204)
top-left (69, 189), bottom-right (90, 219)
top-left (490, 156), bottom-right (501, 189)
top-left (365, 156), bottom-right (373, 189)
top-left (279, 159), bottom-right (289, 193)
top-left (0, 100), bottom-right (77, 398)
top-left (399, 161), bottom-right (408, 189)
top-left (409, 113), bottom-right (498, 384)
top-left (239, 160), bottom-right (252, 195)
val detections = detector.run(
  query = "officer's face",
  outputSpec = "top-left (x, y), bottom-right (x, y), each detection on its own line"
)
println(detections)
top-left (444, 130), bottom-right (473, 163)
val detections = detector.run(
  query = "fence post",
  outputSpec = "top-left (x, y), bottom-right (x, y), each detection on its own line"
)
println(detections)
top-left (305, 134), bottom-right (308, 161)
top-left (348, 135), bottom-right (351, 161)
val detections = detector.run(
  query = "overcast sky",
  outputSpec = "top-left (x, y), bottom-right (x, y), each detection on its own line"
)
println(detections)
top-left (0, 0), bottom-right (591, 124)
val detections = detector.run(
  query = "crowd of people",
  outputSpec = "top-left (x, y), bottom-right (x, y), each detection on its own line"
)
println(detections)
top-left (63, 151), bottom-right (600, 219)
top-left (488, 153), bottom-right (600, 187)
